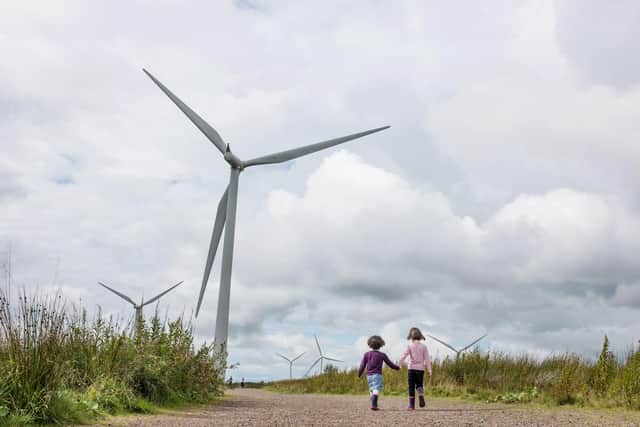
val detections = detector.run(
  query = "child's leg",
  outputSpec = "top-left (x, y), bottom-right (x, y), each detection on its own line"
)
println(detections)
top-left (407, 370), bottom-right (417, 409)
top-left (367, 374), bottom-right (382, 410)
top-left (416, 370), bottom-right (426, 407)
top-left (408, 370), bottom-right (416, 397)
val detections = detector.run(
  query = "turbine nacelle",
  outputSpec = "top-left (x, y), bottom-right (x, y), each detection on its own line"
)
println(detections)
top-left (223, 145), bottom-right (244, 170)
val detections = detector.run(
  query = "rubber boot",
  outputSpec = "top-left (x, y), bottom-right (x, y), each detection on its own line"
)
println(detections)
top-left (370, 394), bottom-right (379, 410)
top-left (418, 387), bottom-right (426, 408)
top-left (406, 396), bottom-right (415, 411)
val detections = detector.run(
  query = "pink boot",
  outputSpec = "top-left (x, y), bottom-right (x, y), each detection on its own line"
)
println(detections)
top-left (406, 396), bottom-right (415, 410)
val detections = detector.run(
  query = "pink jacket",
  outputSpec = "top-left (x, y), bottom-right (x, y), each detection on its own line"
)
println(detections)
top-left (399, 340), bottom-right (432, 374)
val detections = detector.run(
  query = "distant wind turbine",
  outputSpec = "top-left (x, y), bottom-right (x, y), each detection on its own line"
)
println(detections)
top-left (97, 281), bottom-right (183, 334)
top-left (143, 68), bottom-right (390, 349)
top-left (305, 335), bottom-right (343, 376)
top-left (427, 333), bottom-right (488, 357)
top-left (276, 352), bottom-right (305, 380)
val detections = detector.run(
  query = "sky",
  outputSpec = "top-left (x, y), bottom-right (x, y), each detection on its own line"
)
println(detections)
top-left (1, 0), bottom-right (640, 381)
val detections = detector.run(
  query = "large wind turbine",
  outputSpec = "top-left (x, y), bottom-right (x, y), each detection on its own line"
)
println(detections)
top-left (143, 69), bottom-right (390, 348)
top-left (427, 333), bottom-right (488, 357)
top-left (305, 335), bottom-right (343, 376)
top-left (276, 352), bottom-right (305, 380)
top-left (97, 281), bottom-right (183, 334)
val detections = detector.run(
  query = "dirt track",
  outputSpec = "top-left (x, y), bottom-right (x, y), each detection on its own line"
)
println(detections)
top-left (106, 388), bottom-right (640, 426)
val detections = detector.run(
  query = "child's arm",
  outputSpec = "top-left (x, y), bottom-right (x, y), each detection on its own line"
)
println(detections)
top-left (424, 345), bottom-right (432, 376)
top-left (383, 353), bottom-right (400, 370)
top-left (398, 346), bottom-right (410, 367)
top-left (357, 353), bottom-right (368, 378)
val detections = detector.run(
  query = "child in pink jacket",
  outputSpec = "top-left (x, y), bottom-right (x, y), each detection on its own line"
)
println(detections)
top-left (399, 327), bottom-right (432, 410)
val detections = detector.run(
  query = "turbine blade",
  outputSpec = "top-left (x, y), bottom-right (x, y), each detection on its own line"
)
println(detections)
top-left (243, 126), bottom-right (390, 167)
top-left (323, 357), bottom-right (343, 363)
top-left (460, 333), bottom-right (488, 353)
top-left (196, 187), bottom-right (229, 317)
top-left (142, 281), bottom-right (184, 306)
top-left (314, 334), bottom-right (322, 356)
top-left (142, 69), bottom-right (226, 154)
top-left (276, 353), bottom-right (291, 363)
top-left (213, 169), bottom-right (240, 347)
top-left (98, 282), bottom-right (136, 306)
top-left (292, 352), bottom-right (306, 362)
top-left (304, 358), bottom-right (321, 377)
top-left (427, 334), bottom-right (459, 354)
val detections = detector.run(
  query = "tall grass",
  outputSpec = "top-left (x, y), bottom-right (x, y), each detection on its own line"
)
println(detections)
top-left (269, 339), bottom-right (640, 410)
top-left (0, 289), bottom-right (225, 425)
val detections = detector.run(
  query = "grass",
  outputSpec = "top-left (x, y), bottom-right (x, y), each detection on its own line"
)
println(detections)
top-left (0, 288), bottom-right (226, 425)
top-left (268, 338), bottom-right (640, 410)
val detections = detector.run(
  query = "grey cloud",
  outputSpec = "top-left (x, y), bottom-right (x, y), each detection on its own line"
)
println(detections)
top-left (554, 0), bottom-right (640, 88)
top-left (234, 0), bottom-right (269, 12)
top-left (2, 1), bottom-right (640, 381)
top-left (333, 280), bottom-right (410, 302)
top-left (0, 171), bottom-right (25, 200)
top-left (612, 282), bottom-right (640, 308)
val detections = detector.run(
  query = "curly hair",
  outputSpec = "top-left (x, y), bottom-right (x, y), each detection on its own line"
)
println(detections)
top-left (407, 327), bottom-right (425, 341)
top-left (367, 335), bottom-right (386, 350)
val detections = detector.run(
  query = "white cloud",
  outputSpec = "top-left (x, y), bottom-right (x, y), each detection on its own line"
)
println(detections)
top-left (1, 0), bottom-right (639, 380)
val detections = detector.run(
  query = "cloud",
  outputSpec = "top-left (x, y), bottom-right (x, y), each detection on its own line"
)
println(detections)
top-left (612, 283), bottom-right (640, 308)
top-left (1, 0), bottom-right (639, 381)
top-left (554, 0), bottom-right (640, 88)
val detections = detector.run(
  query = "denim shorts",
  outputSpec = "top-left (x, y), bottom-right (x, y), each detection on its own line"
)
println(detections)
top-left (367, 373), bottom-right (384, 393)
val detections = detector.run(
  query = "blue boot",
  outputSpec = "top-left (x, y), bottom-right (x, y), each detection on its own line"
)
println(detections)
top-left (370, 394), bottom-right (379, 410)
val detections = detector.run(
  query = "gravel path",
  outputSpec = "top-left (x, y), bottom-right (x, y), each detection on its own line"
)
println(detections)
top-left (103, 388), bottom-right (640, 426)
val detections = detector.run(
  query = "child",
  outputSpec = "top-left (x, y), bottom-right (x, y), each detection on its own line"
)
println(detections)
top-left (357, 335), bottom-right (400, 410)
top-left (399, 327), bottom-right (432, 410)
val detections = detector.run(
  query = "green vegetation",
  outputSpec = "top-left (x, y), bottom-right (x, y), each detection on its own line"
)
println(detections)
top-left (0, 289), bottom-right (225, 425)
top-left (269, 337), bottom-right (640, 410)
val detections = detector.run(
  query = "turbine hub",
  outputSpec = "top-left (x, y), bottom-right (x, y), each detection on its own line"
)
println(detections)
top-left (224, 146), bottom-right (244, 170)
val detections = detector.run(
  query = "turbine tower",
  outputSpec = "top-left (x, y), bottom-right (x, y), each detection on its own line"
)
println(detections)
top-left (427, 333), bottom-right (488, 357)
top-left (97, 281), bottom-right (183, 334)
top-left (305, 334), bottom-right (343, 376)
top-left (143, 69), bottom-right (390, 348)
top-left (276, 352), bottom-right (305, 380)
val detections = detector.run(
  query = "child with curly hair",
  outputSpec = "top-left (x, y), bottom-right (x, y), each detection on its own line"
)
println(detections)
top-left (399, 327), bottom-right (432, 410)
top-left (357, 335), bottom-right (400, 410)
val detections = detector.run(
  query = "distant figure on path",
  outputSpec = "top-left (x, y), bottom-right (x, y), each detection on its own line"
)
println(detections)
top-left (399, 327), bottom-right (432, 410)
top-left (228, 377), bottom-right (233, 388)
top-left (357, 335), bottom-right (400, 411)
top-left (241, 377), bottom-right (245, 388)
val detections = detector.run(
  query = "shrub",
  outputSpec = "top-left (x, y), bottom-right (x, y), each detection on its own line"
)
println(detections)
top-left (0, 288), bottom-right (225, 424)
top-left (592, 335), bottom-right (616, 396)
top-left (616, 347), bottom-right (640, 409)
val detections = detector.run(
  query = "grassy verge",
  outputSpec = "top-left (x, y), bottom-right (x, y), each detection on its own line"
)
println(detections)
top-left (268, 338), bottom-right (640, 410)
top-left (0, 289), bottom-right (226, 425)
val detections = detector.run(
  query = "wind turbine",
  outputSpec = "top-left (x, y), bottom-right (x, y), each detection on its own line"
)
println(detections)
top-left (97, 281), bottom-right (183, 334)
top-left (143, 69), bottom-right (390, 348)
top-left (276, 352), bottom-right (305, 380)
top-left (427, 333), bottom-right (488, 357)
top-left (305, 335), bottom-right (343, 376)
